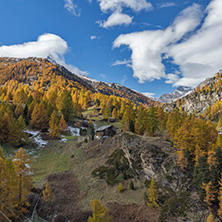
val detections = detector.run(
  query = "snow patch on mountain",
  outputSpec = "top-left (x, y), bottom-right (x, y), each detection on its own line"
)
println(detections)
top-left (158, 86), bottom-right (193, 103)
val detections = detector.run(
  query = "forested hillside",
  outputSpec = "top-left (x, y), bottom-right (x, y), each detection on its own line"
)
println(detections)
top-left (1, 57), bottom-right (222, 221)
top-left (0, 57), bottom-right (158, 107)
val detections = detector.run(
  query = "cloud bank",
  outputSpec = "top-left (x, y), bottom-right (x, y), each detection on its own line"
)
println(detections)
top-left (0, 33), bottom-right (88, 76)
top-left (113, 0), bottom-right (222, 87)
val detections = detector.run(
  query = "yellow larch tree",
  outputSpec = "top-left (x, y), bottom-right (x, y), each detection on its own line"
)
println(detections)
top-left (88, 199), bottom-right (113, 222)
top-left (218, 173), bottom-right (222, 218)
top-left (43, 182), bottom-right (52, 202)
top-left (59, 114), bottom-right (67, 132)
top-left (202, 181), bottom-right (216, 206)
top-left (13, 148), bottom-right (33, 213)
top-left (207, 213), bottom-right (214, 222)
top-left (4, 158), bottom-right (19, 216)
top-left (0, 157), bottom-right (7, 214)
top-left (147, 178), bottom-right (159, 208)
top-left (49, 110), bottom-right (60, 138)
top-left (207, 150), bottom-right (217, 170)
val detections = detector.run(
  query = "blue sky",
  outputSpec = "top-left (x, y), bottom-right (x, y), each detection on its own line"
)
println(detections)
top-left (0, 0), bottom-right (221, 97)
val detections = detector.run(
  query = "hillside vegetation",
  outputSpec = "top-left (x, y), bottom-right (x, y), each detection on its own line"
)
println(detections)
top-left (1, 58), bottom-right (222, 222)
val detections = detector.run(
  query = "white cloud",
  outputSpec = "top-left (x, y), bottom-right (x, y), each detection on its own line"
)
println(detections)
top-left (98, 0), bottom-right (152, 13)
top-left (112, 59), bottom-right (131, 66)
top-left (0, 33), bottom-right (88, 76)
top-left (165, 74), bottom-right (180, 84)
top-left (100, 73), bottom-right (106, 78)
top-left (61, 62), bottom-right (89, 76)
top-left (90, 36), bottom-right (97, 40)
top-left (64, 0), bottom-right (80, 16)
top-left (168, 0), bottom-right (222, 86)
top-left (121, 75), bottom-right (127, 84)
top-left (159, 2), bottom-right (176, 8)
top-left (142, 92), bottom-right (156, 98)
top-left (97, 0), bottom-right (152, 28)
top-left (113, 3), bottom-right (202, 83)
top-left (114, 0), bottom-right (222, 87)
top-left (0, 33), bottom-right (68, 60)
top-left (99, 12), bottom-right (133, 28)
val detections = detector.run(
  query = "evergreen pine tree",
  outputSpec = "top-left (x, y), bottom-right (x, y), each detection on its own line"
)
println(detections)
top-left (146, 107), bottom-right (159, 137)
top-left (130, 181), bottom-right (135, 190)
top-left (215, 147), bottom-right (222, 174)
top-left (193, 156), bottom-right (210, 197)
top-left (129, 119), bottom-right (135, 133)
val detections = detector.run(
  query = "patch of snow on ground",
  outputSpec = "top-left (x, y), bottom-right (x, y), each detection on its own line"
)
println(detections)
top-left (24, 129), bottom-right (48, 148)
top-left (60, 136), bottom-right (68, 143)
top-left (67, 126), bottom-right (80, 136)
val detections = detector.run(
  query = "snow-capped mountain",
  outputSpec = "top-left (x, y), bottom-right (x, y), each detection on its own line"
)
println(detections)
top-left (158, 86), bottom-right (193, 103)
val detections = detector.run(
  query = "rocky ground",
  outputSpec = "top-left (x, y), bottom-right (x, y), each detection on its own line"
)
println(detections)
top-left (29, 132), bottom-right (213, 221)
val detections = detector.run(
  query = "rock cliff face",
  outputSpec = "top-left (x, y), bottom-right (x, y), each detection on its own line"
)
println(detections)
top-left (87, 132), bottom-right (212, 221)
top-left (164, 71), bottom-right (222, 114)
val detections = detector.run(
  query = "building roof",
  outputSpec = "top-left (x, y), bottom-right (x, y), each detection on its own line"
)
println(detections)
top-left (96, 125), bottom-right (113, 132)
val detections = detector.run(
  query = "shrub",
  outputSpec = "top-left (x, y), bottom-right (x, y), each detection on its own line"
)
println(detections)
top-left (118, 183), bottom-right (124, 193)
top-left (130, 181), bottom-right (135, 190)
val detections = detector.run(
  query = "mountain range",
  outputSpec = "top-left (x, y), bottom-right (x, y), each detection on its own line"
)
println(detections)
top-left (1, 56), bottom-right (222, 116)
top-left (158, 86), bottom-right (193, 103)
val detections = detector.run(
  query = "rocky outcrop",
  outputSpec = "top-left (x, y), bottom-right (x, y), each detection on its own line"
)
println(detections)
top-left (159, 86), bottom-right (193, 103)
top-left (164, 71), bottom-right (222, 114)
top-left (86, 132), bottom-right (213, 221)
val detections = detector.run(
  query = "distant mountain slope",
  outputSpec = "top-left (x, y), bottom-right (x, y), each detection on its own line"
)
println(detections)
top-left (94, 82), bottom-right (159, 107)
top-left (164, 71), bottom-right (222, 114)
top-left (0, 57), bottom-right (158, 107)
top-left (76, 74), bottom-right (159, 107)
top-left (158, 86), bottom-right (193, 103)
top-left (0, 57), bottom-right (95, 91)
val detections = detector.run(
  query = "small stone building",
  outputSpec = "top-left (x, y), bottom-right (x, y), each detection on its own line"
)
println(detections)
top-left (96, 125), bottom-right (116, 138)
top-left (108, 117), bottom-right (115, 122)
